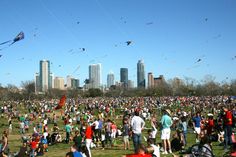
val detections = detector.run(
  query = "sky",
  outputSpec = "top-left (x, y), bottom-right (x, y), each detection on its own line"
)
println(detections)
top-left (0, 0), bottom-right (236, 87)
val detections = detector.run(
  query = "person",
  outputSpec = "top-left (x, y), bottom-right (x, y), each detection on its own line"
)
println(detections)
top-left (223, 107), bottom-right (233, 151)
top-left (65, 122), bottom-right (72, 144)
top-left (147, 121), bottom-right (157, 144)
top-left (36, 142), bottom-right (44, 156)
top-left (124, 144), bottom-right (152, 157)
top-left (70, 145), bottom-right (83, 157)
top-left (180, 115), bottom-right (187, 147)
top-left (85, 122), bottom-right (93, 157)
top-left (73, 131), bottom-right (82, 151)
top-left (29, 137), bottom-right (38, 157)
top-left (160, 109), bottom-right (172, 154)
top-left (123, 119), bottom-right (130, 150)
top-left (1, 131), bottom-right (9, 156)
top-left (192, 112), bottom-right (201, 143)
top-left (131, 109), bottom-right (145, 154)
top-left (19, 142), bottom-right (29, 157)
top-left (147, 138), bottom-right (160, 157)
top-left (171, 130), bottom-right (184, 152)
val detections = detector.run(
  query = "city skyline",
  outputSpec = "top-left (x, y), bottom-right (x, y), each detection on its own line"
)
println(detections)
top-left (0, 0), bottom-right (236, 87)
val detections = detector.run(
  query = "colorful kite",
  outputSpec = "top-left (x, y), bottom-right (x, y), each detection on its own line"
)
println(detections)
top-left (0, 31), bottom-right (25, 46)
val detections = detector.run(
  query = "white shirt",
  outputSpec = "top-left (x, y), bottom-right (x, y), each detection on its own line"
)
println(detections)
top-left (131, 116), bottom-right (145, 134)
top-left (151, 144), bottom-right (160, 157)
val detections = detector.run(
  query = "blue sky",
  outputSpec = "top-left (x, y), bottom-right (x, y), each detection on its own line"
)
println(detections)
top-left (0, 0), bottom-right (235, 87)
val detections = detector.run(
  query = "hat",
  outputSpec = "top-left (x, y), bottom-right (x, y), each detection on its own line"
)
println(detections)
top-left (165, 109), bottom-right (171, 115)
top-left (207, 113), bottom-right (213, 117)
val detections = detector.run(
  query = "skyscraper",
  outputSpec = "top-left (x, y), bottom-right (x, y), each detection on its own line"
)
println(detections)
top-left (35, 73), bottom-right (40, 93)
top-left (120, 68), bottom-right (128, 88)
top-left (89, 63), bottom-right (101, 89)
top-left (148, 72), bottom-right (154, 88)
top-left (54, 77), bottom-right (65, 90)
top-left (107, 72), bottom-right (115, 88)
top-left (137, 60), bottom-right (145, 88)
top-left (39, 60), bottom-right (52, 92)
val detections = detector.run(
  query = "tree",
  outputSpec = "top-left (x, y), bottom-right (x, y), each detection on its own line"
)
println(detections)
top-left (21, 81), bottom-right (35, 100)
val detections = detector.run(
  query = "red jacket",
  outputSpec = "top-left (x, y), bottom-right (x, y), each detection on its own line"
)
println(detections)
top-left (224, 111), bottom-right (233, 126)
top-left (85, 126), bottom-right (93, 139)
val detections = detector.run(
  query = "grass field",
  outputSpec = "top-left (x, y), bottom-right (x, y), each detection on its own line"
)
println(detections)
top-left (0, 109), bottom-right (229, 157)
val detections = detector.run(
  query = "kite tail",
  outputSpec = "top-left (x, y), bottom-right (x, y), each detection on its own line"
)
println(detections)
top-left (0, 40), bottom-right (11, 46)
top-left (9, 41), bottom-right (16, 46)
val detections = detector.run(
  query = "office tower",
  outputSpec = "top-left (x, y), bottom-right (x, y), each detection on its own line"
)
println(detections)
top-left (71, 78), bottom-right (80, 89)
top-left (67, 75), bottom-right (73, 89)
top-left (137, 60), bottom-right (145, 88)
top-left (89, 63), bottom-right (101, 89)
top-left (120, 68), bottom-right (128, 88)
top-left (54, 77), bottom-right (65, 90)
top-left (154, 75), bottom-right (165, 87)
top-left (128, 80), bottom-right (134, 89)
top-left (35, 73), bottom-right (40, 93)
top-left (107, 72), bottom-right (115, 88)
top-left (39, 60), bottom-right (51, 92)
top-left (148, 72), bottom-right (154, 88)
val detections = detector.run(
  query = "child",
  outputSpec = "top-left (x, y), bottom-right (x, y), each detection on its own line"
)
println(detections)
top-left (147, 138), bottom-right (160, 157)
top-left (147, 121), bottom-right (157, 144)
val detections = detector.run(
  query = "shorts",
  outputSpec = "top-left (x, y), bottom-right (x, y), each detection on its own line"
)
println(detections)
top-left (123, 135), bottom-right (129, 143)
top-left (194, 127), bottom-right (201, 134)
top-left (161, 128), bottom-right (171, 140)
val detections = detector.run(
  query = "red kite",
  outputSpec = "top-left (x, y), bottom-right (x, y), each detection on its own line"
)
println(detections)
top-left (55, 95), bottom-right (66, 110)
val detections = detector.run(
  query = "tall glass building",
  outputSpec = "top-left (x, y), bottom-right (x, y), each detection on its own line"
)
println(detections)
top-left (89, 63), bottom-right (101, 89)
top-left (39, 60), bottom-right (52, 92)
top-left (137, 60), bottom-right (145, 88)
top-left (107, 72), bottom-right (115, 88)
top-left (120, 68), bottom-right (128, 88)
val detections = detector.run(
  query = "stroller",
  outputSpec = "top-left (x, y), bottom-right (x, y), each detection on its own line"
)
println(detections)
top-left (191, 144), bottom-right (214, 157)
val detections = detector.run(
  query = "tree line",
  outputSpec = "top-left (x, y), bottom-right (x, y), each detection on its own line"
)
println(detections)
top-left (0, 75), bottom-right (236, 100)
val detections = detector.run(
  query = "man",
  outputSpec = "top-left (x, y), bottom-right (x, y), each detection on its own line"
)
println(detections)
top-left (223, 107), bottom-right (233, 150)
top-left (65, 122), bottom-right (72, 144)
top-left (131, 109), bottom-right (145, 154)
top-left (192, 112), bottom-right (201, 143)
top-left (160, 109), bottom-right (172, 154)
top-left (70, 145), bottom-right (83, 157)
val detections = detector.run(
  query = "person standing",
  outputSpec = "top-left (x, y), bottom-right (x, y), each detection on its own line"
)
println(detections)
top-left (131, 109), bottom-right (145, 154)
top-left (85, 122), bottom-right (93, 157)
top-left (160, 109), bottom-right (173, 154)
top-left (65, 122), bottom-right (72, 144)
top-left (192, 112), bottom-right (201, 143)
top-left (123, 119), bottom-right (130, 150)
top-left (223, 107), bottom-right (233, 151)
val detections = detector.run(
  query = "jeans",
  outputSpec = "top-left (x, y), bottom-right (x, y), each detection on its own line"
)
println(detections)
top-left (66, 132), bottom-right (70, 144)
top-left (224, 125), bottom-right (232, 149)
top-left (132, 133), bottom-right (142, 153)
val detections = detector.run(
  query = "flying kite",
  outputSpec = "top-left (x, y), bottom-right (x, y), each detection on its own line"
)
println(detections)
top-left (146, 22), bottom-right (153, 25)
top-left (0, 31), bottom-right (25, 46)
top-left (205, 18), bottom-right (208, 22)
top-left (55, 95), bottom-right (66, 110)
top-left (0, 55), bottom-right (2, 57)
top-left (80, 48), bottom-right (85, 52)
top-left (195, 59), bottom-right (202, 63)
top-left (126, 41), bottom-right (132, 46)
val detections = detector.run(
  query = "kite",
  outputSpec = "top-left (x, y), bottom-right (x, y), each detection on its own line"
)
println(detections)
top-left (58, 65), bottom-right (62, 67)
top-left (0, 55), bottom-right (2, 58)
top-left (126, 41), bottom-right (132, 46)
top-left (205, 18), bottom-right (208, 22)
top-left (77, 21), bottom-right (80, 24)
top-left (55, 95), bottom-right (66, 110)
top-left (80, 48), bottom-right (85, 52)
top-left (146, 22), bottom-right (153, 25)
top-left (0, 31), bottom-right (25, 46)
top-left (195, 59), bottom-right (202, 63)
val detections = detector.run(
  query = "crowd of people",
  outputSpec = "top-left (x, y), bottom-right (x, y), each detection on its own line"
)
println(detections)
top-left (0, 96), bottom-right (235, 157)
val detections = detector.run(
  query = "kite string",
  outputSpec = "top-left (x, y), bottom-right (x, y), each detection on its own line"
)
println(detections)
top-left (94, 0), bottom-right (129, 39)
top-left (39, 0), bottom-right (85, 49)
